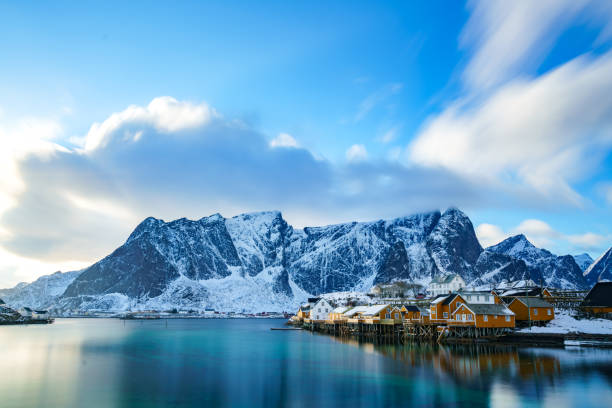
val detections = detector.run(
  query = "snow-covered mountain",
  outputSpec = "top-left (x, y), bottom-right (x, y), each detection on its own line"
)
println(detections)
top-left (0, 270), bottom-right (82, 310)
top-left (573, 253), bottom-right (594, 272)
top-left (583, 247), bottom-right (612, 284)
top-left (487, 235), bottom-right (587, 289)
top-left (1, 208), bottom-right (593, 313)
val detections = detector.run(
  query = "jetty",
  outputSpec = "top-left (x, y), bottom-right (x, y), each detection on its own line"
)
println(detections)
top-left (289, 283), bottom-right (612, 346)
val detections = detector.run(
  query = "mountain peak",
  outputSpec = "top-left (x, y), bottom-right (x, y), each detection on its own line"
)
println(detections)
top-left (584, 246), bottom-right (612, 284)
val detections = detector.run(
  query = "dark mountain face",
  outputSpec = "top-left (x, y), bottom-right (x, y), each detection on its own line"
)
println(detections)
top-left (573, 253), bottom-right (594, 272)
top-left (426, 208), bottom-right (483, 280)
top-left (50, 208), bottom-right (591, 312)
top-left (487, 235), bottom-right (588, 289)
top-left (584, 247), bottom-right (612, 285)
top-left (375, 241), bottom-right (411, 285)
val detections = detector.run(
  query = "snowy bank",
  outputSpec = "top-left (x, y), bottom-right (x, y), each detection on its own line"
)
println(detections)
top-left (518, 311), bottom-right (612, 335)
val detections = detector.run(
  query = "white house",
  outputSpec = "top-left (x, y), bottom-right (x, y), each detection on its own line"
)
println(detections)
top-left (310, 299), bottom-right (334, 321)
top-left (458, 290), bottom-right (495, 304)
top-left (428, 274), bottom-right (466, 297)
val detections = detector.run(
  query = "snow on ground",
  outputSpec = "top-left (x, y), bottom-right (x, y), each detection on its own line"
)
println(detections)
top-left (518, 311), bottom-right (612, 335)
top-left (320, 291), bottom-right (373, 305)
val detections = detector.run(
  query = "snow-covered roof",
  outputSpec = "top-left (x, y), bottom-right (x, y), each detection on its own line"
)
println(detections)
top-left (453, 303), bottom-right (514, 316)
top-left (497, 279), bottom-right (537, 290)
top-left (431, 274), bottom-right (460, 284)
top-left (360, 304), bottom-right (390, 316)
top-left (343, 306), bottom-right (370, 317)
top-left (511, 297), bottom-right (553, 308)
top-left (431, 296), bottom-right (448, 304)
top-left (331, 306), bottom-right (351, 314)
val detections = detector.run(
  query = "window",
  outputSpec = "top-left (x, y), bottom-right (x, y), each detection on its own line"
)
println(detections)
top-left (443, 312), bottom-right (448, 318)
top-left (385, 313), bottom-right (390, 319)
top-left (506, 316), bottom-right (510, 322)
top-left (467, 314), bottom-right (473, 321)
top-left (547, 309), bottom-right (551, 315)
top-left (534, 309), bottom-right (538, 316)
top-left (484, 315), bottom-right (488, 322)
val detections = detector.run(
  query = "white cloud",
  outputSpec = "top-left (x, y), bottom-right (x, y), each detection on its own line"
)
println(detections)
top-left (566, 232), bottom-right (608, 249)
top-left (83, 96), bottom-right (216, 151)
top-left (269, 133), bottom-right (299, 148)
top-left (346, 144), bottom-right (368, 162)
top-left (409, 52), bottom-right (612, 206)
top-left (476, 218), bottom-right (609, 253)
top-left (0, 246), bottom-right (88, 288)
top-left (461, 0), bottom-right (591, 91)
top-left (475, 223), bottom-right (508, 247)
top-left (0, 97), bottom-right (484, 288)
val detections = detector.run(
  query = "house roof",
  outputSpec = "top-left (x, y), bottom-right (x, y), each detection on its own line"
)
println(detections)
top-left (361, 304), bottom-right (390, 316)
top-left (442, 294), bottom-right (463, 305)
top-left (500, 287), bottom-right (546, 297)
top-left (343, 306), bottom-right (370, 317)
top-left (581, 282), bottom-right (612, 308)
top-left (459, 290), bottom-right (493, 296)
top-left (299, 304), bottom-right (311, 311)
top-left (402, 305), bottom-right (420, 312)
top-left (331, 306), bottom-right (351, 314)
top-left (453, 303), bottom-right (514, 316)
top-left (432, 274), bottom-right (460, 284)
top-left (511, 297), bottom-right (553, 308)
top-left (431, 295), bottom-right (448, 304)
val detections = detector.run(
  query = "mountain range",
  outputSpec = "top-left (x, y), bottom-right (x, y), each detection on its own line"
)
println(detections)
top-left (0, 208), bottom-right (606, 313)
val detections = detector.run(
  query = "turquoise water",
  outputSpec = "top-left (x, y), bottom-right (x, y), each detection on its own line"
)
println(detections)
top-left (0, 319), bottom-right (611, 408)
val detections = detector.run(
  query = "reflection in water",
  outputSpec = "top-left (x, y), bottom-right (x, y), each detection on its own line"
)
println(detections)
top-left (0, 319), bottom-right (611, 408)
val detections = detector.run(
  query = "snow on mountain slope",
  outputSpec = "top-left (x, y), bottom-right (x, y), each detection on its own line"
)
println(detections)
top-left (573, 253), bottom-right (594, 272)
top-left (0, 270), bottom-right (82, 309)
top-left (3, 208), bottom-right (592, 313)
top-left (487, 235), bottom-right (588, 289)
top-left (583, 247), bottom-right (612, 284)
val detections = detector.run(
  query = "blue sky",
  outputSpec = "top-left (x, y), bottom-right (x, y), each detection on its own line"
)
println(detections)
top-left (1, 1), bottom-right (611, 287)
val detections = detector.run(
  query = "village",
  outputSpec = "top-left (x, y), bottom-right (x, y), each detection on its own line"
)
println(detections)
top-left (289, 275), bottom-right (612, 345)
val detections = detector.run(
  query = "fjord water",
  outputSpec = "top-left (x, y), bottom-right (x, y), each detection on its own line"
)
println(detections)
top-left (0, 319), bottom-right (610, 408)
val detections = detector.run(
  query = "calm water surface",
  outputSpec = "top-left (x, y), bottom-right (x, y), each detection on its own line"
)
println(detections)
top-left (0, 318), bottom-right (611, 408)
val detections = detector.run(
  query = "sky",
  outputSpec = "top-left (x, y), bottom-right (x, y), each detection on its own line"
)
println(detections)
top-left (1, 0), bottom-right (612, 288)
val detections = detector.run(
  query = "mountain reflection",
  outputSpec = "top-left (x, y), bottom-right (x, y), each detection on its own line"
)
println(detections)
top-left (2, 319), bottom-right (612, 408)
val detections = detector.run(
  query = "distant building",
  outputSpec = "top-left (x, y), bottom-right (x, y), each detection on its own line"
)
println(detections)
top-left (371, 281), bottom-right (423, 298)
top-left (328, 306), bottom-right (352, 322)
top-left (507, 297), bottom-right (554, 324)
top-left (18, 307), bottom-right (33, 318)
top-left (428, 274), bottom-right (466, 297)
top-left (458, 290), bottom-right (495, 304)
top-left (496, 279), bottom-right (537, 290)
top-left (310, 299), bottom-right (334, 321)
top-left (580, 282), bottom-right (612, 314)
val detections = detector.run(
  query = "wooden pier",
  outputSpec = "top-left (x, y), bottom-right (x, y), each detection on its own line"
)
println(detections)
top-left (298, 318), bottom-right (512, 344)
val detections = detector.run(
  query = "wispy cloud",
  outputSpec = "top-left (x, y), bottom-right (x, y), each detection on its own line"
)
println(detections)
top-left (460, 0), bottom-right (612, 92)
top-left (354, 83), bottom-right (403, 122)
top-left (409, 52), bottom-right (612, 206)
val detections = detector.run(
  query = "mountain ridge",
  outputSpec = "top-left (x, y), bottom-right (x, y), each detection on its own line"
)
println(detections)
top-left (0, 209), bottom-right (594, 313)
